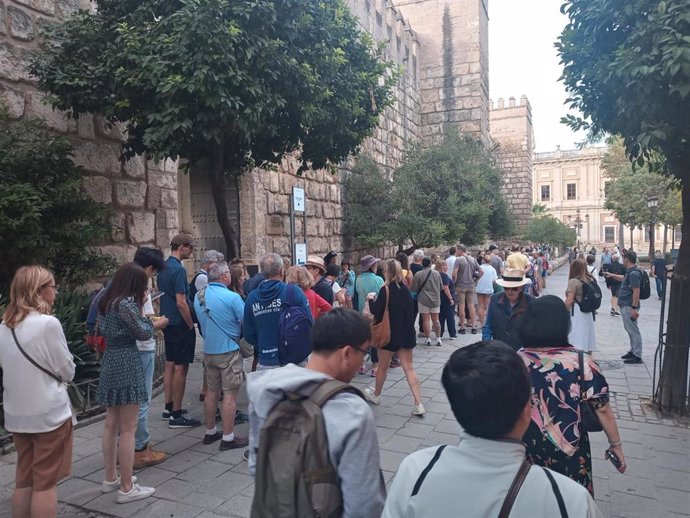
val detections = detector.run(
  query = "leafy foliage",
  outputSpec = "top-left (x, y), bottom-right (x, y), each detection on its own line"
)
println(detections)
top-left (524, 216), bottom-right (577, 251)
top-left (0, 106), bottom-right (114, 294)
top-left (344, 131), bottom-right (514, 252)
top-left (30, 0), bottom-right (397, 257)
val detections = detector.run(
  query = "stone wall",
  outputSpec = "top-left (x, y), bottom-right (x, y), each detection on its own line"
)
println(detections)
top-left (490, 96), bottom-right (534, 231)
top-left (0, 0), bottom-right (180, 264)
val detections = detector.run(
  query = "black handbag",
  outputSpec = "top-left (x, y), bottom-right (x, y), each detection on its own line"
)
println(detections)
top-left (578, 350), bottom-right (603, 433)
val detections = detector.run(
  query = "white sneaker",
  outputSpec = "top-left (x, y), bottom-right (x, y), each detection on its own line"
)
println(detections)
top-left (412, 403), bottom-right (426, 416)
top-left (101, 475), bottom-right (138, 493)
top-left (116, 483), bottom-right (155, 504)
top-left (363, 387), bottom-right (381, 405)
top-left (435, 337), bottom-right (442, 346)
top-left (424, 339), bottom-right (432, 346)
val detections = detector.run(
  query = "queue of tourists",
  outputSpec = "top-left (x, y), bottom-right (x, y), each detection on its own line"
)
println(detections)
top-left (0, 235), bottom-right (638, 518)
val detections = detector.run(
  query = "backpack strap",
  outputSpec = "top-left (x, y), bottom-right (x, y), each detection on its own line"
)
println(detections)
top-left (309, 379), bottom-right (364, 407)
top-left (542, 467), bottom-right (570, 518)
top-left (411, 445), bottom-right (447, 497)
top-left (498, 458), bottom-right (532, 518)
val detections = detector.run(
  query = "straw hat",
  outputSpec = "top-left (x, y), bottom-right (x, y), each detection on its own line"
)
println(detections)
top-left (305, 255), bottom-right (326, 274)
top-left (495, 268), bottom-right (529, 288)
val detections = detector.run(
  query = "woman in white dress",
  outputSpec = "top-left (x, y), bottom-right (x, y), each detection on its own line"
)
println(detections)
top-left (564, 259), bottom-right (597, 352)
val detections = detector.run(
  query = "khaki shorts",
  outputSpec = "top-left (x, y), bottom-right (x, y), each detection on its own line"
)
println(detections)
top-left (205, 350), bottom-right (245, 393)
top-left (14, 418), bottom-right (73, 490)
top-left (456, 287), bottom-right (477, 306)
top-left (417, 302), bottom-right (440, 314)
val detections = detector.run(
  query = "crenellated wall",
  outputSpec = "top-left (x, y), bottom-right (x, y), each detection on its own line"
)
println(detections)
top-left (0, 0), bottom-right (180, 264)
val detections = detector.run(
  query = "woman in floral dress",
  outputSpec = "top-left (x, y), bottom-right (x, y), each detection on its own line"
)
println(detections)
top-left (517, 295), bottom-right (626, 495)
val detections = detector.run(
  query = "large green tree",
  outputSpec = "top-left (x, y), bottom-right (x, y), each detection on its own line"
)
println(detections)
top-left (0, 104), bottom-right (113, 292)
top-left (30, 0), bottom-right (396, 258)
top-left (344, 131), bottom-right (514, 253)
top-left (524, 215), bottom-right (577, 251)
top-left (559, 0), bottom-right (690, 412)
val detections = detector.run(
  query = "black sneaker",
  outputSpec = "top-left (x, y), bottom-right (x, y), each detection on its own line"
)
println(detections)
top-left (610, 308), bottom-right (616, 316)
top-left (623, 355), bottom-right (643, 364)
top-left (219, 436), bottom-right (249, 451)
top-left (242, 449), bottom-right (250, 462)
top-left (471, 327), bottom-right (478, 334)
top-left (162, 408), bottom-right (188, 421)
top-left (234, 410), bottom-right (250, 425)
top-left (168, 415), bottom-right (201, 429)
top-left (459, 328), bottom-right (466, 335)
top-left (621, 351), bottom-right (635, 360)
top-left (203, 431), bottom-right (222, 445)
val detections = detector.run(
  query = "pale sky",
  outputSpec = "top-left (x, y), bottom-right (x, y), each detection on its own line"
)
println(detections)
top-left (489, 0), bottom-right (586, 152)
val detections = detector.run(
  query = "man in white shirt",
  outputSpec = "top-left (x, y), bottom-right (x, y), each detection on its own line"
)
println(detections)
top-left (445, 247), bottom-right (457, 278)
top-left (382, 341), bottom-right (604, 518)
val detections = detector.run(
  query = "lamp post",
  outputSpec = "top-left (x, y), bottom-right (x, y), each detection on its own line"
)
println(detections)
top-left (573, 209), bottom-right (584, 247)
top-left (648, 196), bottom-right (659, 260)
top-left (585, 213), bottom-right (590, 245)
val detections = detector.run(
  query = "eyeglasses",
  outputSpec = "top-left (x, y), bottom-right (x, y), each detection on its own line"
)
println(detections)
top-left (44, 284), bottom-right (59, 292)
top-left (504, 287), bottom-right (521, 292)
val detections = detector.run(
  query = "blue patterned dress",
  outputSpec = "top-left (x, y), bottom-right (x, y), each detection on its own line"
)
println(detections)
top-left (96, 298), bottom-right (154, 407)
top-left (518, 347), bottom-right (609, 496)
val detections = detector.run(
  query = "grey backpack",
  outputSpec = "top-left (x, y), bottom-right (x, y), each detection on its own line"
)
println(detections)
top-left (251, 379), bottom-right (364, 518)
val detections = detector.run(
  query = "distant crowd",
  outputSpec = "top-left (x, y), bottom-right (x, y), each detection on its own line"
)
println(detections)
top-left (0, 235), bottom-right (645, 518)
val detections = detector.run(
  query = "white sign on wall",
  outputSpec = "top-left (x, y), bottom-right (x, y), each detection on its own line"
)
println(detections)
top-left (295, 243), bottom-right (307, 265)
top-left (293, 187), bottom-right (305, 212)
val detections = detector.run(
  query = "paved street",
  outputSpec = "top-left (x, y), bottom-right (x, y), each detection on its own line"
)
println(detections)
top-left (1, 263), bottom-right (689, 518)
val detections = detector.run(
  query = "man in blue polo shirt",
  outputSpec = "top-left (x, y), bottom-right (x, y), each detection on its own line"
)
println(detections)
top-left (194, 261), bottom-right (248, 451)
top-left (157, 233), bottom-right (201, 428)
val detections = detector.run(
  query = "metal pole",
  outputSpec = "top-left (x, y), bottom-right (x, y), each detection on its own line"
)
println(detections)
top-left (289, 190), bottom-right (296, 265)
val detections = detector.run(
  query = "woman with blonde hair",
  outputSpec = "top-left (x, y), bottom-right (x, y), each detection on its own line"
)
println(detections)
top-left (286, 265), bottom-right (332, 320)
top-left (0, 265), bottom-right (75, 518)
top-left (565, 259), bottom-right (597, 352)
top-left (97, 262), bottom-right (168, 503)
top-left (363, 259), bottom-right (425, 415)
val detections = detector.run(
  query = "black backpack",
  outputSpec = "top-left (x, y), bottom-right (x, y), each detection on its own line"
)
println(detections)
top-left (188, 271), bottom-right (204, 324)
top-left (639, 269), bottom-right (651, 300)
top-left (578, 278), bottom-right (602, 314)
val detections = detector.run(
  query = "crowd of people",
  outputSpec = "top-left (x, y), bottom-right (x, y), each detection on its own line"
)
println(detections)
top-left (0, 236), bottom-right (642, 518)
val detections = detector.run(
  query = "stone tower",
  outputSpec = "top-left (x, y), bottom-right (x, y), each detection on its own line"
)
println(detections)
top-left (393, 0), bottom-right (490, 144)
top-left (490, 96), bottom-right (535, 231)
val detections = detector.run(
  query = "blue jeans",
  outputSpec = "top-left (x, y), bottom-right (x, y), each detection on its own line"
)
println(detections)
top-left (655, 277), bottom-right (665, 299)
top-left (135, 349), bottom-right (155, 450)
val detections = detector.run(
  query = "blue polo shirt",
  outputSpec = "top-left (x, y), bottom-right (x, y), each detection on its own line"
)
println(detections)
top-left (194, 282), bottom-right (244, 355)
top-left (157, 256), bottom-right (188, 326)
top-left (618, 266), bottom-right (641, 308)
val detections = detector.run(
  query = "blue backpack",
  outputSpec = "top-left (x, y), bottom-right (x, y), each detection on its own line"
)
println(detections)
top-left (278, 284), bottom-right (313, 365)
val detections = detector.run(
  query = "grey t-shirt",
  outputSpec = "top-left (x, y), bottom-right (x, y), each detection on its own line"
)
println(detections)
top-left (454, 255), bottom-right (479, 290)
top-left (490, 254), bottom-right (502, 277)
top-left (618, 267), bottom-right (641, 308)
top-left (412, 268), bottom-right (442, 308)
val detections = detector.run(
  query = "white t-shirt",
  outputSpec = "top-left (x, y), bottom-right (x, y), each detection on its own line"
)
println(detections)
top-left (136, 293), bottom-right (156, 352)
top-left (476, 264), bottom-right (498, 294)
top-left (446, 256), bottom-right (457, 277)
top-left (331, 281), bottom-right (344, 308)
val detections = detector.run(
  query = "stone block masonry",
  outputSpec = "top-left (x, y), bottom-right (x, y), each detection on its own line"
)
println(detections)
top-left (0, 0), bottom-right (180, 261)
top-left (490, 96), bottom-right (535, 231)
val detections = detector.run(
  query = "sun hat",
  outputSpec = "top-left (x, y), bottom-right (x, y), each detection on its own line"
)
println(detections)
top-left (495, 268), bottom-right (530, 288)
top-left (305, 255), bottom-right (326, 274)
top-left (360, 255), bottom-right (380, 272)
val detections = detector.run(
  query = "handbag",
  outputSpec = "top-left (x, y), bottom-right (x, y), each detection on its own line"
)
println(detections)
top-left (370, 286), bottom-right (391, 349)
top-left (578, 350), bottom-right (603, 433)
top-left (10, 328), bottom-right (85, 412)
top-left (85, 316), bottom-right (106, 353)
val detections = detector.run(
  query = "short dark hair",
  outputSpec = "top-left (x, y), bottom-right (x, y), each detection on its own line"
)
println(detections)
top-left (586, 254), bottom-right (595, 265)
top-left (326, 263), bottom-right (340, 277)
top-left (442, 341), bottom-right (531, 439)
top-left (98, 262), bottom-right (149, 314)
top-left (133, 247), bottom-right (166, 272)
top-left (310, 308), bottom-right (371, 353)
top-left (449, 246), bottom-right (456, 255)
top-left (422, 256), bottom-right (432, 268)
top-left (624, 250), bottom-right (637, 264)
top-left (518, 295), bottom-right (570, 348)
top-left (395, 252), bottom-right (409, 269)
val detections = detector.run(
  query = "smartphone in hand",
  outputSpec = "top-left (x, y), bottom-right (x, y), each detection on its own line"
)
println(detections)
top-left (605, 449), bottom-right (622, 469)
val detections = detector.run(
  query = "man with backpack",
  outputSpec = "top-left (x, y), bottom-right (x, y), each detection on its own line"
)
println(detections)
top-left (248, 308), bottom-right (386, 518)
top-left (382, 341), bottom-right (603, 518)
top-left (243, 253), bottom-right (311, 369)
top-left (453, 245), bottom-right (482, 334)
top-left (605, 250), bottom-right (646, 364)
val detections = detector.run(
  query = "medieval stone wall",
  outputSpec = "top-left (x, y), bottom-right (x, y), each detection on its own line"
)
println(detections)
top-left (489, 96), bottom-right (534, 231)
top-left (0, 0), bottom-right (180, 264)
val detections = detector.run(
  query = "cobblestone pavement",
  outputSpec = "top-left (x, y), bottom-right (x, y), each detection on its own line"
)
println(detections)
top-left (1, 263), bottom-right (689, 518)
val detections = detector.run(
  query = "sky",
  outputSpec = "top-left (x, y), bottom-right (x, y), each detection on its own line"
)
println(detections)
top-left (489, 0), bottom-right (587, 152)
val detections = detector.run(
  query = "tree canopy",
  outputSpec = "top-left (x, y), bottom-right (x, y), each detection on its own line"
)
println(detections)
top-left (0, 104), bottom-right (113, 292)
top-left (524, 215), bottom-right (576, 251)
top-left (30, 0), bottom-right (397, 258)
top-left (344, 131), bottom-right (514, 253)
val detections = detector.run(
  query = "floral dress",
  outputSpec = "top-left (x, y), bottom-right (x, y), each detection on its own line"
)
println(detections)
top-left (518, 347), bottom-right (609, 495)
top-left (96, 298), bottom-right (154, 407)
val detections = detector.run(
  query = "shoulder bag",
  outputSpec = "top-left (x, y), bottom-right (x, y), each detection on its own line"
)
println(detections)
top-left (198, 288), bottom-right (253, 359)
top-left (11, 328), bottom-right (85, 412)
top-left (370, 286), bottom-right (391, 349)
top-left (411, 269), bottom-right (433, 301)
top-left (578, 350), bottom-right (603, 433)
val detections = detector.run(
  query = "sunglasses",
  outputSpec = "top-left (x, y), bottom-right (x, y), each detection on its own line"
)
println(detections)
top-left (504, 287), bottom-right (521, 292)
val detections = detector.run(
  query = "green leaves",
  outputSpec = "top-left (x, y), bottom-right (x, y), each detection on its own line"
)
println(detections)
top-left (525, 216), bottom-right (576, 250)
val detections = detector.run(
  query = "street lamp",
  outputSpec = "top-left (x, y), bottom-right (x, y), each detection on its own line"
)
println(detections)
top-left (648, 196), bottom-right (659, 259)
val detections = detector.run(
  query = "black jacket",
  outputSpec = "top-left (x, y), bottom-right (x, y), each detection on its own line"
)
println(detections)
top-left (370, 282), bottom-right (416, 348)
top-left (482, 292), bottom-right (534, 351)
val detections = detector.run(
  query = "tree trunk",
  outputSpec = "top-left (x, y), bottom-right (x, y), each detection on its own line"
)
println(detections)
top-left (649, 223), bottom-right (656, 260)
top-left (208, 141), bottom-right (240, 259)
top-left (657, 180), bottom-right (690, 414)
top-left (630, 227), bottom-right (634, 250)
top-left (663, 224), bottom-right (669, 255)
top-left (672, 225), bottom-right (676, 251)
top-left (619, 221), bottom-right (625, 250)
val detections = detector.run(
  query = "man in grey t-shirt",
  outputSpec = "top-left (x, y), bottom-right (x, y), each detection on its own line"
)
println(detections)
top-left (412, 257), bottom-right (443, 346)
top-left (605, 250), bottom-right (643, 364)
top-left (453, 245), bottom-right (482, 334)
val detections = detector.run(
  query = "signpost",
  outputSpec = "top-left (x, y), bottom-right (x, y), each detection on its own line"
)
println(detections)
top-left (290, 186), bottom-right (307, 265)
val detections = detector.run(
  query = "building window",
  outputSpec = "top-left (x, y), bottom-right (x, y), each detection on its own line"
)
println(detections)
top-left (566, 183), bottom-right (577, 200)
top-left (604, 226), bottom-right (615, 243)
top-left (540, 185), bottom-right (550, 202)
